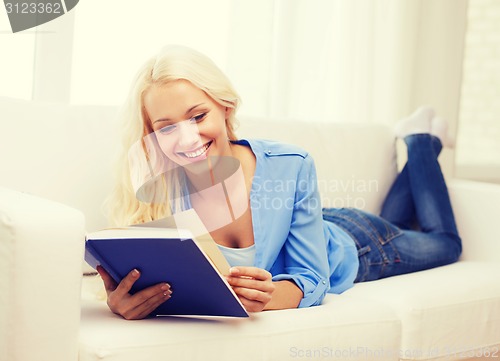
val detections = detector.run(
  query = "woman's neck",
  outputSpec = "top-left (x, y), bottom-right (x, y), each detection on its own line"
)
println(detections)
top-left (183, 143), bottom-right (240, 193)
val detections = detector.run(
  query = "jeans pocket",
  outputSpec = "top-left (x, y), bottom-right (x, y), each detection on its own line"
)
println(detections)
top-left (356, 210), bottom-right (403, 246)
top-left (378, 223), bottom-right (403, 245)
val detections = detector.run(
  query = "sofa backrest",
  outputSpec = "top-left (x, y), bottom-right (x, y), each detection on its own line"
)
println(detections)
top-left (237, 118), bottom-right (397, 216)
top-left (0, 97), bottom-right (397, 232)
top-left (0, 97), bottom-right (119, 232)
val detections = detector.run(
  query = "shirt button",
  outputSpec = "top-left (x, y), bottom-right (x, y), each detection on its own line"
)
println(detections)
top-left (322, 280), bottom-right (326, 284)
top-left (266, 150), bottom-right (272, 155)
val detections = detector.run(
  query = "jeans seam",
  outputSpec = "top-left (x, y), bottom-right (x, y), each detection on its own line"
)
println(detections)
top-left (356, 211), bottom-right (403, 263)
top-left (351, 211), bottom-right (391, 265)
top-left (380, 218), bottom-right (402, 262)
top-left (329, 211), bottom-right (387, 266)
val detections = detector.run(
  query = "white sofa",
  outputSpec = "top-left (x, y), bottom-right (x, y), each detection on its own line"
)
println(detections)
top-left (1, 96), bottom-right (500, 361)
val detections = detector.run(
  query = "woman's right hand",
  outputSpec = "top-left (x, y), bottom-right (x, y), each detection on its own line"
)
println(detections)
top-left (96, 266), bottom-right (172, 320)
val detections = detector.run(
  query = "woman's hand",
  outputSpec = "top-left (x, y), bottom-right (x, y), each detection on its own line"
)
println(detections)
top-left (97, 266), bottom-right (172, 320)
top-left (225, 266), bottom-right (275, 312)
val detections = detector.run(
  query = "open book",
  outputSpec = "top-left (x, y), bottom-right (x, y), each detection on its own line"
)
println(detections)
top-left (84, 209), bottom-right (249, 318)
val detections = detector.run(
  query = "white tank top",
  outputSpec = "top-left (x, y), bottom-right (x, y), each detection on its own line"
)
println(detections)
top-left (217, 244), bottom-right (256, 268)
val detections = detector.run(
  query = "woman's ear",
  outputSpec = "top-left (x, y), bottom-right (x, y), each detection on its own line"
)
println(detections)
top-left (225, 106), bottom-right (233, 119)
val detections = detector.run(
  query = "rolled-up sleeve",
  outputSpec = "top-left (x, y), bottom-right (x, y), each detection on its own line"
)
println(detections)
top-left (271, 154), bottom-right (330, 307)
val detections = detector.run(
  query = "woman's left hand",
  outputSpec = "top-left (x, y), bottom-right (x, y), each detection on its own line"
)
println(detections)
top-left (225, 266), bottom-right (275, 312)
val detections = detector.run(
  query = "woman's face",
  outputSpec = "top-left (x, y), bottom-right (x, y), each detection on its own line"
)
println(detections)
top-left (143, 80), bottom-right (232, 168)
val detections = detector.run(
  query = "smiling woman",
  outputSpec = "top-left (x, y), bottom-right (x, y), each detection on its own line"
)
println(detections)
top-left (96, 44), bottom-right (465, 321)
top-left (143, 81), bottom-right (232, 166)
top-left (108, 45), bottom-right (242, 226)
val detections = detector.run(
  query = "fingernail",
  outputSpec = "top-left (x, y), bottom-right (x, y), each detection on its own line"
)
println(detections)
top-left (163, 289), bottom-right (172, 297)
top-left (230, 267), bottom-right (239, 274)
top-left (161, 283), bottom-right (170, 291)
top-left (132, 269), bottom-right (140, 276)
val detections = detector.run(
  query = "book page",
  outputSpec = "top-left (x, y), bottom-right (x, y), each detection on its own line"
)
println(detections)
top-left (134, 209), bottom-right (231, 275)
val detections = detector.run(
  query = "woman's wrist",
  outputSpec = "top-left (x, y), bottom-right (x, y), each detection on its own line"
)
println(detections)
top-left (264, 280), bottom-right (303, 310)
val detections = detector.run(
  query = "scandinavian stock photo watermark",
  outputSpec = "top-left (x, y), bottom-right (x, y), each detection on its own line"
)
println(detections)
top-left (288, 345), bottom-right (499, 359)
top-left (250, 176), bottom-right (379, 212)
top-left (3, 0), bottom-right (79, 33)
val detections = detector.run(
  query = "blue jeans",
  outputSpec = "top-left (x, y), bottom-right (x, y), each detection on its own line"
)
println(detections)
top-left (322, 134), bottom-right (462, 282)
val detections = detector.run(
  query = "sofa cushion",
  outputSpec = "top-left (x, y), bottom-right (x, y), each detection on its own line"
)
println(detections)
top-left (79, 283), bottom-right (401, 361)
top-left (343, 261), bottom-right (500, 360)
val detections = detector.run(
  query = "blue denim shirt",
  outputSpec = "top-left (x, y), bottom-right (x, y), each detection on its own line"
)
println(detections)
top-left (233, 139), bottom-right (359, 307)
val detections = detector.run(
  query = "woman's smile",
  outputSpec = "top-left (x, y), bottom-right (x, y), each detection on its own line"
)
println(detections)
top-left (177, 140), bottom-right (213, 160)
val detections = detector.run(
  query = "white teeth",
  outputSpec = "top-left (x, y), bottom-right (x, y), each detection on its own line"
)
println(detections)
top-left (183, 142), bottom-right (210, 158)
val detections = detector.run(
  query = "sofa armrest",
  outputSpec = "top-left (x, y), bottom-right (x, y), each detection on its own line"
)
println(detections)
top-left (0, 187), bottom-right (85, 361)
top-left (448, 179), bottom-right (500, 262)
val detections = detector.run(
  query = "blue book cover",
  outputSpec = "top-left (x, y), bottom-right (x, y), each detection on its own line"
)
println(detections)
top-left (85, 227), bottom-right (249, 318)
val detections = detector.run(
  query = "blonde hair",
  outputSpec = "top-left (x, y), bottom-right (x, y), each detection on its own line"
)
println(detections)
top-left (106, 45), bottom-right (241, 226)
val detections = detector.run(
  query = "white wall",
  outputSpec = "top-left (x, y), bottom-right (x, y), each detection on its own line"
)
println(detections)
top-left (455, 0), bottom-right (500, 183)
